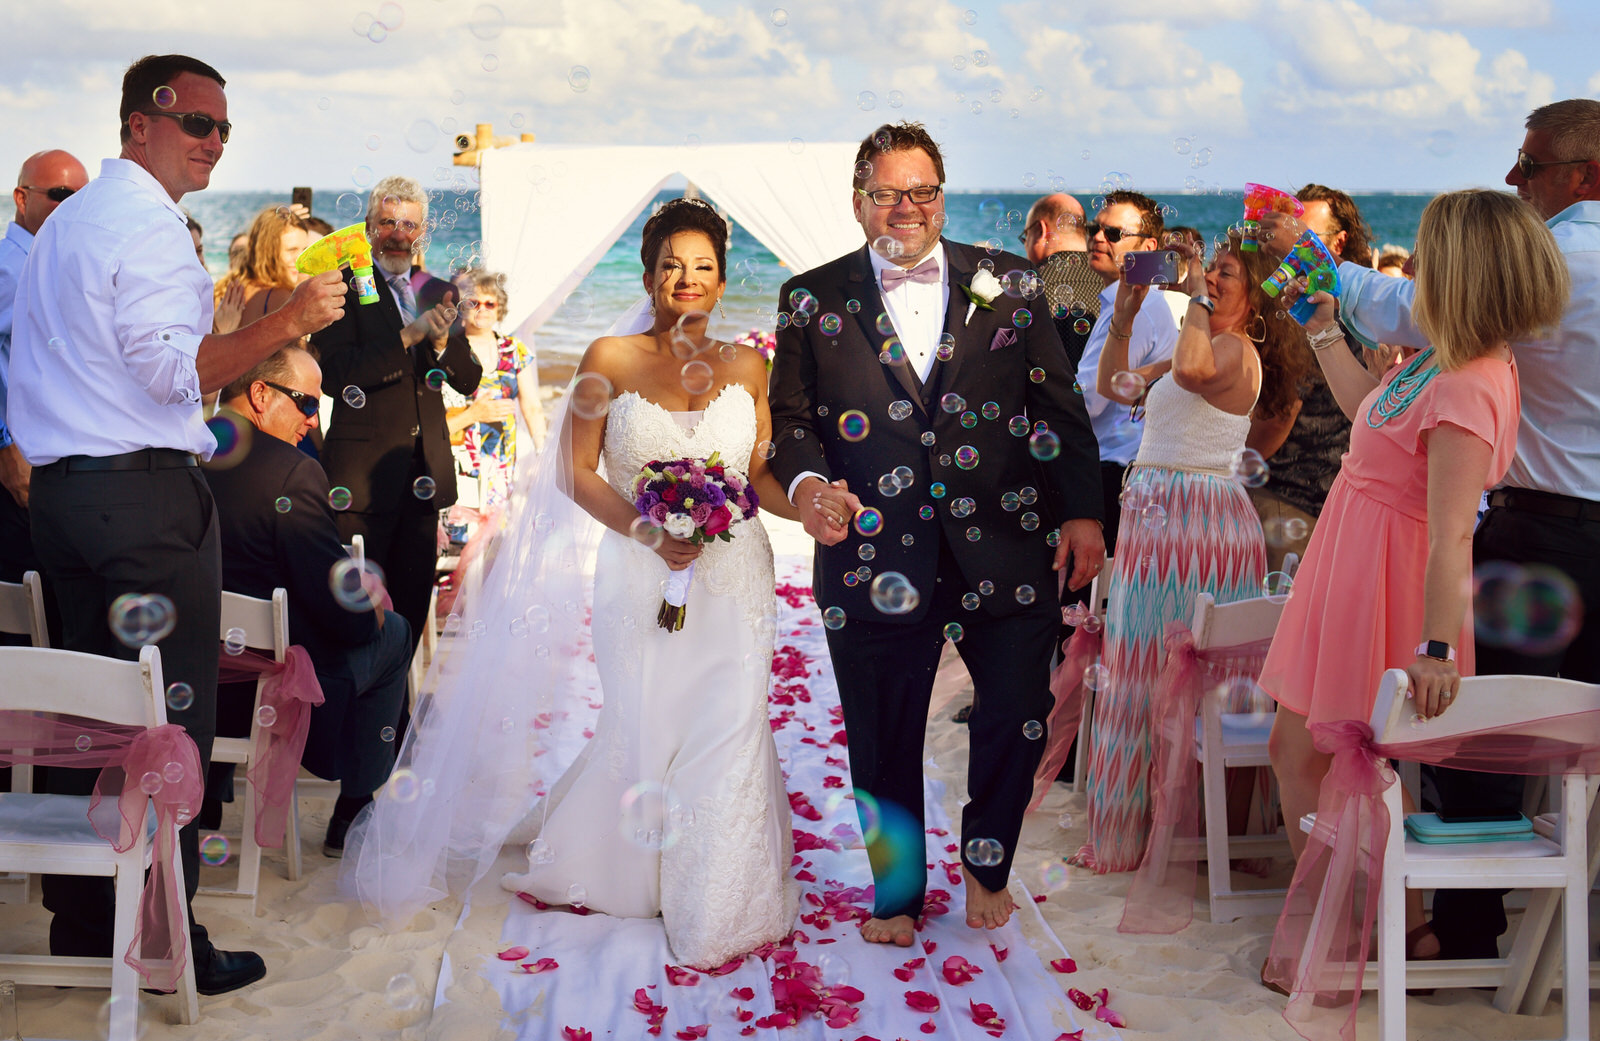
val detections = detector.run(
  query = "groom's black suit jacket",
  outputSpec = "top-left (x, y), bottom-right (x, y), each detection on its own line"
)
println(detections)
top-left (769, 241), bottom-right (1102, 623)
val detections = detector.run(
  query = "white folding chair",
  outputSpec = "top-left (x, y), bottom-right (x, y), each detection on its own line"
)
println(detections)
top-left (1070, 558), bottom-right (1112, 793)
top-left (345, 533), bottom-right (365, 571)
top-left (1183, 593), bottom-right (1291, 921)
top-left (0, 644), bottom-right (199, 1039)
top-left (1300, 669), bottom-right (1594, 1041)
top-left (0, 570), bottom-right (50, 903)
top-left (202, 588), bottom-right (299, 911)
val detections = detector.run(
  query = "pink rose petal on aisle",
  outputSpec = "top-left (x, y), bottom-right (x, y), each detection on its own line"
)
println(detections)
top-left (562, 1029), bottom-right (592, 1041)
top-left (989, 944), bottom-right (1009, 962)
top-left (1067, 988), bottom-right (1095, 1011)
top-left (1032, 894), bottom-right (1047, 903)
top-left (730, 986), bottom-right (754, 1001)
top-left (969, 999), bottom-right (1007, 1035)
top-left (905, 990), bottom-right (941, 1013)
top-left (707, 956), bottom-right (743, 976)
top-left (497, 945), bottom-right (530, 961)
top-left (1055, 1032), bottom-right (1085, 1041)
top-left (922, 940), bottom-right (938, 955)
top-left (941, 955), bottom-right (983, 985)
top-left (1093, 987), bottom-right (1109, 1006)
top-left (674, 1027), bottom-right (708, 1040)
top-left (518, 958), bottom-right (559, 974)
top-left (1050, 957), bottom-right (1078, 973)
top-left (920, 1020), bottom-right (937, 1034)
top-left (665, 964), bottom-right (701, 986)
top-left (1096, 1006), bottom-right (1127, 1028)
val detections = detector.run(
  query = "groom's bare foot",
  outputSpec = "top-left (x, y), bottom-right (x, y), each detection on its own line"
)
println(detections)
top-left (860, 915), bottom-right (916, 947)
top-left (963, 867), bottom-right (1017, 930)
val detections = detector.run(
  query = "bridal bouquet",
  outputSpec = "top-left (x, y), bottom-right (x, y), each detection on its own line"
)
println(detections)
top-left (631, 451), bottom-right (760, 632)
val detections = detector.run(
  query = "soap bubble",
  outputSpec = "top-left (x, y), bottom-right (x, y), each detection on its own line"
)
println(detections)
top-left (152, 85), bottom-right (177, 109)
top-left (569, 371), bottom-right (614, 420)
top-left (1012, 308), bottom-right (1033, 329)
top-left (820, 313), bottom-right (842, 335)
top-left (964, 837), bottom-right (1003, 867)
top-left (877, 474), bottom-right (900, 497)
top-left (468, 3), bottom-right (504, 39)
top-left (566, 883), bottom-right (588, 906)
top-left (1473, 562), bottom-right (1583, 654)
top-left (386, 768), bottom-right (419, 803)
top-left (139, 771), bottom-right (163, 795)
top-left (526, 838), bottom-right (555, 865)
top-left (823, 606), bottom-right (846, 630)
top-left (857, 90), bottom-right (876, 111)
top-left (961, 593), bottom-right (980, 611)
top-left (342, 385), bottom-right (367, 408)
top-left (108, 593), bottom-right (176, 648)
top-left (858, 543), bottom-right (877, 561)
top-left (75, 734), bottom-right (92, 752)
top-left (979, 580), bottom-right (995, 596)
top-left (1083, 663), bottom-right (1110, 691)
top-left (954, 445), bottom-right (979, 470)
top-left (165, 682), bottom-right (194, 712)
top-left (386, 973), bottom-right (421, 1011)
top-left (838, 410), bottom-right (869, 442)
top-left (921, 430), bottom-right (936, 447)
top-left (1283, 517), bottom-right (1309, 542)
top-left (888, 399), bottom-right (913, 421)
top-left (960, 411), bottom-right (977, 429)
top-left (771, 7), bottom-right (789, 25)
top-left (1141, 503), bottom-right (1167, 529)
top-left (941, 393), bottom-right (966, 414)
top-left (334, 192), bottom-right (363, 220)
top-left (869, 572), bottom-right (919, 615)
top-left (756, 439), bottom-right (776, 460)
top-left (1263, 571), bottom-right (1294, 601)
top-left (1023, 719), bottom-right (1044, 740)
top-left (943, 622), bottom-right (964, 642)
top-left (200, 833), bottom-right (230, 865)
top-left (681, 360), bottom-right (714, 394)
top-left (380, 726), bottom-right (396, 743)
top-left (481, 53), bottom-right (499, 72)
top-left (965, 526), bottom-right (981, 541)
top-left (887, 90), bottom-right (904, 108)
top-left (329, 557), bottom-right (386, 612)
top-left (893, 465), bottom-right (914, 488)
top-left (328, 486), bottom-right (353, 511)
top-left (1110, 370), bottom-right (1147, 400)
top-left (1015, 585), bottom-right (1036, 605)
top-left (256, 704), bottom-right (277, 729)
top-left (274, 496), bottom-right (292, 514)
top-left (629, 516), bottom-right (665, 550)
top-left (424, 368), bottom-right (446, 391)
top-left (412, 476), bottom-right (436, 500)
top-left (568, 66), bottom-right (591, 92)
top-left (853, 507), bottom-right (884, 537)
top-left (1028, 367), bottom-right (1046, 383)
top-left (404, 119), bottom-right (440, 153)
top-left (1229, 448), bottom-right (1269, 487)
top-left (224, 627), bottom-right (247, 655)
top-left (1029, 430), bottom-right (1060, 461)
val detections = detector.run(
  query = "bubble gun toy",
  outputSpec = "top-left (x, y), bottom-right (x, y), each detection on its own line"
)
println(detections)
top-left (1261, 228), bottom-right (1339, 325)
top-left (295, 222), bottom-right (379, 305)
top-left (1241, 182), bottom-right (1303, 252)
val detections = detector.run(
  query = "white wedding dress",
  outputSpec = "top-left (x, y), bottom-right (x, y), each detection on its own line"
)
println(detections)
top-left (500, 384), bottom-right (798, 968)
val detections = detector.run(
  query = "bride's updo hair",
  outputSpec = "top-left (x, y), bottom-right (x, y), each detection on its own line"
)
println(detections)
top-left (640, 197), bottom-right (728, 278)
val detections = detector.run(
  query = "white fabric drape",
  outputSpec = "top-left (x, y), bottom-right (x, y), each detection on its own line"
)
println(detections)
top-left (480, 142), bottom-right (863, 338)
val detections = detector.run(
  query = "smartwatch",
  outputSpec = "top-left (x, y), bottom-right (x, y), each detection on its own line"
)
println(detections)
top-left (1190, 294), bottom-right (1215, 314)
top-left (1414, 640), bottom-right (1456, 662)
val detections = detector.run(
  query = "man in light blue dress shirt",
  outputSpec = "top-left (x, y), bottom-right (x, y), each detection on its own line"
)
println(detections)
top-left (0, 149), bottom-right (85, 638)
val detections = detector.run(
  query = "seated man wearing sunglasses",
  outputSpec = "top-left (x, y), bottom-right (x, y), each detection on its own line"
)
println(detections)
top-left (0, 148), bottom-right (85, 643)
top-left (205, 345), bottom-right (412, 858)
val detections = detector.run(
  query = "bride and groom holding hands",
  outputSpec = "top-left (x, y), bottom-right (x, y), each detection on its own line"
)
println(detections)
top-left (346, 122), bottom-right (1105, 969)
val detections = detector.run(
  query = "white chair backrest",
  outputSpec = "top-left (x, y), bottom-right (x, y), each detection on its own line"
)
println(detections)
top-left (0, 643), bottom-right (165, 725)
top-left (347, 534), bottom-right (365, 571)
top-left (0, 570), bottom-right (48, 647)
top-left (219, 588), bottom-right (289, 663)
top-left (1088, 557), bottom-right (1112, 617)
top-left (1189, 592), bottom-right (1285, 652)
top-left (1369, 668), bottom-right (1600, 743)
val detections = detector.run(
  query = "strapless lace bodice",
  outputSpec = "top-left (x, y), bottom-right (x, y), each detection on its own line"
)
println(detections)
top-left (1133, 374), bottom-right (1254, 473)
top-left (602, 384), bottom-right (759, 496)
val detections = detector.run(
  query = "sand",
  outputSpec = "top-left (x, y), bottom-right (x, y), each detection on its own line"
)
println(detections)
top-left (3, 518), bottom-right (1590, 1040)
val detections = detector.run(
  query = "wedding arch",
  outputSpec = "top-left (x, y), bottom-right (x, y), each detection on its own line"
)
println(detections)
top-left (479, 141), bottom-right (865, 338)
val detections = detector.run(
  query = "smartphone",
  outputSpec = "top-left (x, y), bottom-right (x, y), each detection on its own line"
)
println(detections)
top-left (291, 186), bottom-right (313, 212)
top-left (1434, 811), bottom-right (1525, 824)
top-left (1121, 250), bottom-right (1181, 286)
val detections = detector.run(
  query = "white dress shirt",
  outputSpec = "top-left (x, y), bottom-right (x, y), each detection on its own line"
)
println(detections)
top-left (866, 242), bottom-right (948, 384)
top-left (0, 221), bottom-right (33, 450)
top-left (1074, 281), bottom-right (1179, 466)
top-left (1336, 200), bottom-right (1600, 500)
top-left (9, 158), bottom-right (216, 465)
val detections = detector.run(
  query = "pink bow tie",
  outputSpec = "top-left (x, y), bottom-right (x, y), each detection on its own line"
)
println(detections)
top-left (881, 258), bottom-right (940, 291)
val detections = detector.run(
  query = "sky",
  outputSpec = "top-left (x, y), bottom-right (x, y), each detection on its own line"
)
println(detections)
top-left (4, 0), bottom-right (1596, 196)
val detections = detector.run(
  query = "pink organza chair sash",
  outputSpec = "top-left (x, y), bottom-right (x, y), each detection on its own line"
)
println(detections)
top-left (1029, 625), bottom-right (1102, 811)
top-left (0, 713), bottom-right (201, 991)
top-left (1265, 713), bottom-right (1600, 1041)
top-left (1119, 627), bottom-right (1273, 934)
top-left (217, 643), bottom-right (324, 847)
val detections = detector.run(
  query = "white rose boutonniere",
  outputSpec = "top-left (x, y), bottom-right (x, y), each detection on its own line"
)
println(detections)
top-left (960, 268), bottom-right (1002, 326)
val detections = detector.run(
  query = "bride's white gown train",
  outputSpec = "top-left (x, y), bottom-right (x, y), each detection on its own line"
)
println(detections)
top-left (501, 384), bottom-right (797, 968)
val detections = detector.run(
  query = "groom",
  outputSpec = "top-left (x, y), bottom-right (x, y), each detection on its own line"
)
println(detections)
top-left (769, 122), bottom-right (1104, 944)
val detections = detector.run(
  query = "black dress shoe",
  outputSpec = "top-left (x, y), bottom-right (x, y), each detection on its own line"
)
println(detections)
top-left (323, 814), bottom-right (353, 858)
top-left (195, 948), bottom-right (266, 996)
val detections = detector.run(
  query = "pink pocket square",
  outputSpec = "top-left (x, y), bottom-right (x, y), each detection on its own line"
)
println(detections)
top-left (989, 328), bottom-right (1018, 351)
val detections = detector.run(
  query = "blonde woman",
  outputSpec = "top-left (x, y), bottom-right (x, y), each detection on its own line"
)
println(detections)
top-left (1260, 189), bottom-right (1569, 966)
top-left (213, 205), bottom-right (312, 330)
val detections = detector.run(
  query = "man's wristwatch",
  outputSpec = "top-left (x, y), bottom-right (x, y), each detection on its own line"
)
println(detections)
top-left (1414, 640), bottom-right (1456, 662)
top-left (1190, 294), bottom-right (1215, 314)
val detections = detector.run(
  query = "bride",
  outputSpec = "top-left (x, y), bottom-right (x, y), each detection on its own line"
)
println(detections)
top-left (344, 198), bottom-right (807, 968)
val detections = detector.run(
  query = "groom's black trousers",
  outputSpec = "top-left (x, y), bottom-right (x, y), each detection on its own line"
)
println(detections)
top-left (824, 539), bottom-right (1057, 919)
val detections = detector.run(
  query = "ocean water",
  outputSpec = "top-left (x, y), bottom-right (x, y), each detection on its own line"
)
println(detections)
top-left (184, 187), bottom-right (1432, 369)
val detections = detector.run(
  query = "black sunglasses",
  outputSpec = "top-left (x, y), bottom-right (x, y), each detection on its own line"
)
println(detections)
top-left (261, 381), bottom-right (320, 418)
top-left (1515, 148), bottom-right (1587, 180)
top-left (1096, 225), bottom-right (1144, 244)
top-left (21, 185), bottom-right (76, 203)
top-left (144, 109), bottom-right (231, 144)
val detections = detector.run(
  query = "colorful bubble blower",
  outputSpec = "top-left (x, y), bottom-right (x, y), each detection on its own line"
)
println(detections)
top-left (1240, 182), bottom-right (1304, 252)
top-left (295, 222), bottom-right (380, 305)
top-left (1261, 228), bottom-right (1340, 325)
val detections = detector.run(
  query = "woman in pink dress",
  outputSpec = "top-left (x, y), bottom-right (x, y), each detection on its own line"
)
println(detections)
top-left (1260, 189), bottom-right (1570, 964)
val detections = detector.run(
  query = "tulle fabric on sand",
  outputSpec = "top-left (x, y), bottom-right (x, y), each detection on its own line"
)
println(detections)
top-left (1264, 714), bottom-right (1600, 1041)
top-left (216, 643), bottom-right (324, 847)
top-left (0, 714), bottom-right (202, 991)
top-left (1028, 623), bottom-right (1100, 811)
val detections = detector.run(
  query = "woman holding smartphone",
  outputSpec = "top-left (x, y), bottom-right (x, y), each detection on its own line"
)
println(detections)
top-left (1259, 190), bottom-right (1568, 968)
top-left (1071, 232), bottom-right (1309, 873)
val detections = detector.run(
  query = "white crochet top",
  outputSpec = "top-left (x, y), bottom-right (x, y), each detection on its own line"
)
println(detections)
top-left (1132, 374), bottom-right (1254, 474)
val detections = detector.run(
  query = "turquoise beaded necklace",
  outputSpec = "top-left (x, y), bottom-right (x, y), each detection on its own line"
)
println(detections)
top-left (1365, 347), bottom-right (1439, 428)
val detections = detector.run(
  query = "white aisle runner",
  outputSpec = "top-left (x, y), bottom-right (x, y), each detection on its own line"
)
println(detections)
top-left (487, 550), bottom-right (1111, 1040)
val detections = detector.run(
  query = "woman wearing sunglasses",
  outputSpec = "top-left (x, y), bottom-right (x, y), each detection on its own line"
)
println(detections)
top-left (1070, 229), bottom-right (1309, 874)
top-left (442, 269), bottom-right (546, 512)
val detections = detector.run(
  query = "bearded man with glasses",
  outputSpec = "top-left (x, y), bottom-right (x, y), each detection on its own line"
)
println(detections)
top-left (7, 53), bottom-right (346, 996)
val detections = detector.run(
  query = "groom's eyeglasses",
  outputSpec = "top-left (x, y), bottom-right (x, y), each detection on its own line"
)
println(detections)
top-left (856, 184), bottom-right (943, 207)
top-left (261, 381), bottom-right (321, 418)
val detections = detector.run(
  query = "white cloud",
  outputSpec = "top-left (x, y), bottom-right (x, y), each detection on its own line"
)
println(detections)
top-left (1370, 0), bottom-right (1552, 28)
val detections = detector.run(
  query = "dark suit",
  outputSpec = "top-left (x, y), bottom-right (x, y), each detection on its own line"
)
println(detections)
top-left (311, 271), bottom-right (480, 655)
top-left (769, 241), bottom-right (1101, 915)
top-left (204, 417), bottom-right (410, 796)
